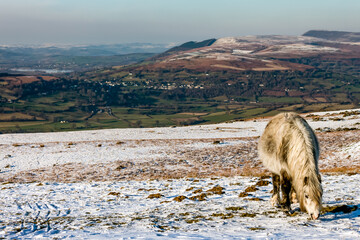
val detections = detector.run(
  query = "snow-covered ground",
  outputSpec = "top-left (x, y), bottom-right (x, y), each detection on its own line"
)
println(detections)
top-left (1, 175), bottom-right (360, 239)
top-left (0, 109), bottom-right (360, 239)
top-left (1, 109), bottom-right (359, 175)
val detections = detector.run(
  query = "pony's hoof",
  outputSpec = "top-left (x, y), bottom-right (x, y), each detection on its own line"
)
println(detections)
top-left (282, 206), bottom-right (291, 212)
top-left (280, 203), bottom-right (291, 212)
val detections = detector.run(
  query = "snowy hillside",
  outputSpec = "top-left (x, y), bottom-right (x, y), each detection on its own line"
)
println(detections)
top-left (0, 109), bottom-right (360, 239)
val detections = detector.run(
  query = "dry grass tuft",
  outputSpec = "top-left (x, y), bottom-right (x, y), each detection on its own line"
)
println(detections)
top-left (211, 213), bottom-right (234, 219)
top-left (147, 193), bottom-right (163, 199)
top-left (240, 213), bottom-right (256, 218)
top-left (239, 192), bottom-right (249, 198)
top-left (256, 180), bottom-right (270, 187)
top-left (244, 186), bottom-right (258, 192)
top-left (247, 197), bottom-right (264, 201)
top-left (189, 193), bottom-right (207, 201)
top-left (321, 205), bottom-right (358, 214)
top-left (173, 195), bottom-right (187, 202)
top-left (108, 192), bottom-right (120, 196)
top-left (138, 188), bottom-right (157, 191)
top-left (192, 189), bottom-right (203, 194)
top-left (225, 206), bottom-right (244, 211)
top-left (249, 227), bottom-right (266, 231)
top-left (206, 185), bottom-right (225, 195)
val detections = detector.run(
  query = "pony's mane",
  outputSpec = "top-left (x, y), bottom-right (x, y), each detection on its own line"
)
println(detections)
top-left (283, 113), bottom-right (322, 210)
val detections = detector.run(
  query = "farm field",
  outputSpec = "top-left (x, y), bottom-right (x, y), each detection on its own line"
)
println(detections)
top-left (0, 109), bottom-right (359, 239)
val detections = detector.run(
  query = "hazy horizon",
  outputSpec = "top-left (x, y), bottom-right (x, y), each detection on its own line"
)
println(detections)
top-left (1, 0), bottom-right (359, 46)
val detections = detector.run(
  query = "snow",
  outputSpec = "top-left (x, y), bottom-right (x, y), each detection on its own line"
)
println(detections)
top-left (1, 109), bottom-right (359, 175)
top-left (0, 109), bottom-right (360, 239)
top-left (340, 141), bottom-right (360, 161)
top-left (1, 175), bottom-right (360, 239)
top-left (275, 44), bottom-right (339, 53)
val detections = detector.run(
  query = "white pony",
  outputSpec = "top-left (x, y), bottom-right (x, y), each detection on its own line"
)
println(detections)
top-left (258, 112), bottom-right (322, 219)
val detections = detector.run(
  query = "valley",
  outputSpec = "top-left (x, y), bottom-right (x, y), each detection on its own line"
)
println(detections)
top-left (0, 30), bottom-right (359, 133)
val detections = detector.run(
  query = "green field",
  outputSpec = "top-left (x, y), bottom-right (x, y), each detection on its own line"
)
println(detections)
top-left (1, 100), bottom-right (356, 133)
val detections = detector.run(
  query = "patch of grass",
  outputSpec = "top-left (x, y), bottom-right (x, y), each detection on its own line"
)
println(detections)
top-left (256, 180), bottom-right (270, 186)
top-left (108, 192), bottom-right (120, 196)
top-left (138, 188), bottom-right (157, 192)
top-left (240, 213), bottom-right (256, 218)
top-left (147, 193), bottom-right (163, 199)
top-left (239, 192), bottom-right (249, 198)
top-left (225, 206), bottom-right (244, 211)
top-left (211, 213), bottom-right (234, 219)
top-left (247, 197), bottom-right (264, 201)
top-left (185, 219), bottom-right (200, 224)
top-left (173, 195), bottom-right (187, 202)
top-left (206, 185), bottom-right (225, 195)
top-left (258, 97), bottom-right (302, 104)
top-left (321, 205), bottom-right (358, 214)
top-left (244, 186), bottom-right (258, 192)
top-left (192, 189), bottom-right (203, 194)
top-left (189, 193), bottom-right (207, 201)
top-left (249, 227), bottom-right (266, 231)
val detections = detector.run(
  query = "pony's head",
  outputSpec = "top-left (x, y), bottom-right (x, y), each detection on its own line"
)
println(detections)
top-left (299, 174), bottom-right (323, 220)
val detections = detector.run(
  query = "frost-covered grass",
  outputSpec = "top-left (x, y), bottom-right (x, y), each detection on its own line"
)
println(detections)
top-left (0, 109), bottom-right (359, 239)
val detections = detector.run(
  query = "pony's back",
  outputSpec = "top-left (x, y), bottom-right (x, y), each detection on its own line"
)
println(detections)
top-left (258, 112), bottom-right (319, 176)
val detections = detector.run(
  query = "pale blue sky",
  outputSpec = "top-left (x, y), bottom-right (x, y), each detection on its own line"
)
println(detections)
top-left (0, 0), bottom-right (359, 45)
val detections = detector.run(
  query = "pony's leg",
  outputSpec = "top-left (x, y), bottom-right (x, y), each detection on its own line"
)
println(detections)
top-left (290, 186), bottom-right (298, 204)
top-left (280, 170), bottom-right (291, 211)
top-left (271, 173), bottom-right (281, 207)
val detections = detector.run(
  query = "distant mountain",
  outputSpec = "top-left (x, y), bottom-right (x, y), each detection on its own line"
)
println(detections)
top-left (153, 38), bottom-right (217, 60)
top-left (165, 39), bottom-right (216, 53)
top-left (130, 34), bottom-right (360, 73)
top-left (303, 30), bottom-right (360, 42)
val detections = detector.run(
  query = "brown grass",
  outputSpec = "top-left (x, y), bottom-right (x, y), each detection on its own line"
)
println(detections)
top-left (147, 193), bottom-right (163, 199)
top-left (206, 186), bottom-right (225, 195)
top-left (173, 195), bottom-right (187, 202)
top-left (244, 186), bottom-right (258, 192)
top-left (255, 180), bottom-right (270, 187)
top-left (239, 192), bottom-right (249, 197)
top-left (189, 193), bottom-right (207, 201)
top-left (321, 205), bottom-right (358, 214)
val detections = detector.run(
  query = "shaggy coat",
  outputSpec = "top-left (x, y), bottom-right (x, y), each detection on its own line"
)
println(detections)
top-left (258, 112), bottom-right (322, 217)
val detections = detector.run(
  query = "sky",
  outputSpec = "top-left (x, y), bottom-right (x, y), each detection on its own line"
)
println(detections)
top-left (0, 0), bottom-right (359, 45)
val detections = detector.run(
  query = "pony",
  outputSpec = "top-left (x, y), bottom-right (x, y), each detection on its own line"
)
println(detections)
top-left (258, 112), bottom-right (322, 219)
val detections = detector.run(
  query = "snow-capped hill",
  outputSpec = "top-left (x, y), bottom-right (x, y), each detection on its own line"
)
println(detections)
top-left (136, 32), bottom-right (360, 73)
